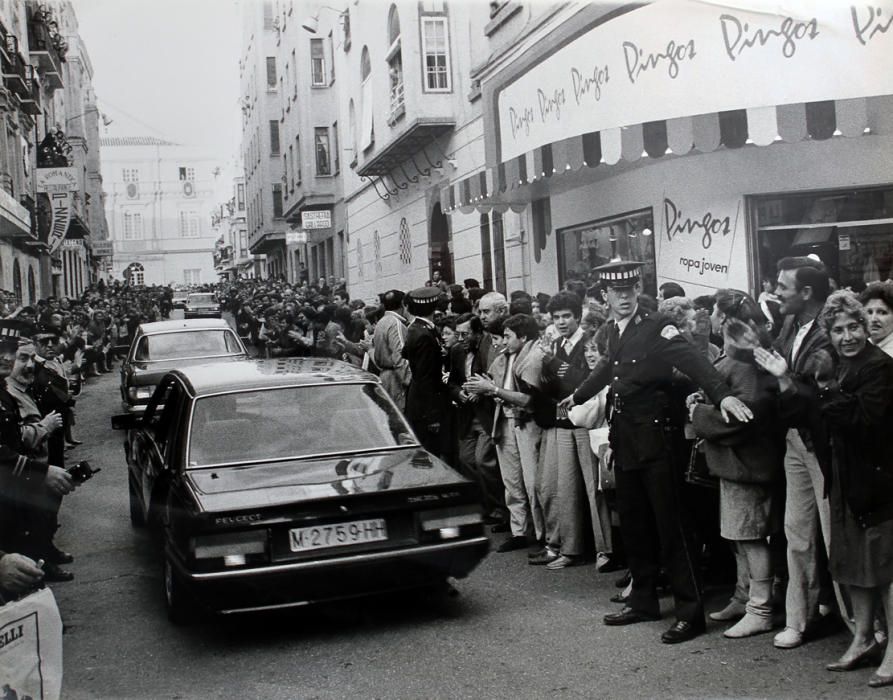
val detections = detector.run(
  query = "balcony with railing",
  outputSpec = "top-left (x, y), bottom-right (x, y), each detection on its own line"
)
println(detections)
top-left (1, 50), bottom-right (30, 101)
top-left (27, 5), bottom-right (65, 90)
top-left (19, 71), bottom-right (41, 115)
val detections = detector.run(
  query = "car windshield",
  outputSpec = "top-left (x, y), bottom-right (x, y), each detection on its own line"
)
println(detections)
top-left (135, 331), bottom-right (242, 361)
top-left (187, 383), bottom-right (416, 467)
top-left (188, 294), bottom-right (216, 305)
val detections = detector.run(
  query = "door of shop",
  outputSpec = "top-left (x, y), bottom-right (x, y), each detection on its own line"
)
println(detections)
top-left (428, 202), bottom-right (454, 284)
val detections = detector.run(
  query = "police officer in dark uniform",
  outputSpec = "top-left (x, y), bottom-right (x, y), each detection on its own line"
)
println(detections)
top-left (561, 260), bottom-right (753, 644)
top-left (402, 287), bottom-right (447, 456)
top-left (0, 321), bottom-right (74, 578)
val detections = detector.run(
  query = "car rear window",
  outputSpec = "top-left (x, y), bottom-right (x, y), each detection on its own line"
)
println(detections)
top-left (188, 294), bottom-right (216, 305)
top-left (135, 331), bottom-right (242, 361)
top-left (187, 383), bottom-right (415, 467)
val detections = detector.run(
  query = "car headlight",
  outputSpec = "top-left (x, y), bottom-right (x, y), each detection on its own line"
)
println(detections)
top-left (418, 505), bottom-right (483, 540)
top-left (190, 530), bottom-right (267, 567)
top-left (128, 385), bottom-right (155, 401)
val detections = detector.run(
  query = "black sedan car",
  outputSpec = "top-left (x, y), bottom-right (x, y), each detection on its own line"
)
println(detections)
top-left (112, 359), bottom-right (488, 622)
top-left (183, 292), bottom-right (221, 319)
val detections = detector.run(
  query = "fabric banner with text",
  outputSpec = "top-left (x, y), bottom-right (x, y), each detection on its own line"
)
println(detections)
top-left (36, 167), bottom-right (78, 254)
top-left (496, 0), bottom-right (893, 162)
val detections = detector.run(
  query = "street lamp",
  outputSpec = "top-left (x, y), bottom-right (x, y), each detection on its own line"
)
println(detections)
top-left (301, 5), bottom-right (346, 34)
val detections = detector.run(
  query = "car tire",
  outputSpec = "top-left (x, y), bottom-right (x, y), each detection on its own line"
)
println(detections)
top-left (162, 555), bottom-right (194, 625)
top-left (128, 477), bottom-right (145, 528)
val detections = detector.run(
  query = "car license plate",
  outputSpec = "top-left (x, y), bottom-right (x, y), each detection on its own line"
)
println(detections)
top-left (289, 518), bottom-right (387, 552)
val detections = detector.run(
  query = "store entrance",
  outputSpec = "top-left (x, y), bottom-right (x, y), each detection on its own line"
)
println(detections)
top-left (428, 202), bottom-right (454, 284)
top-left (752, 186), bottom-right (893, 292)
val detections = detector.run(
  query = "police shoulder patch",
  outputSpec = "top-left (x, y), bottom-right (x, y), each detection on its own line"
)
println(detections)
top-left (660, 324), bottom-right (680, 340)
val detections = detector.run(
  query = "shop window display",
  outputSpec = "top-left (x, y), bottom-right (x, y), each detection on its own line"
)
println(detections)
top-left (753, 186), bottom-right (893, 292)
top-left (557, 208), bottom-right (656, 295)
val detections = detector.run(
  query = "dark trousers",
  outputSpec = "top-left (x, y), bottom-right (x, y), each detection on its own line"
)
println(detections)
top-left (615, 462), bottom-right (704, 623)
top-left (3, 484), bottom-right (62, 560)
top-left (457, 419), bottom-right (504, 519)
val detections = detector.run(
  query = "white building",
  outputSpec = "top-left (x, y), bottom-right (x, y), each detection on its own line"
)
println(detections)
top-left (100, 136), bottom-right (220, 286)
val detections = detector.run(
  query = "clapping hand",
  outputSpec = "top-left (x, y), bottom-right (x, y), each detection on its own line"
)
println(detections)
top-left (753, 347), bottom-right (788, 378)
top-left (463, 373), bottom-right (494, 396)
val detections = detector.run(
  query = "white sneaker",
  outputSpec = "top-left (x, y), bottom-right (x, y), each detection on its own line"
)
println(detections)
top-left (773, 627), bottom-right (803, 649)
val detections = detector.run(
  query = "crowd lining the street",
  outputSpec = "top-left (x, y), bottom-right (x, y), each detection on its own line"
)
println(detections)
top-left (1, 259), bottom-right (893, 686)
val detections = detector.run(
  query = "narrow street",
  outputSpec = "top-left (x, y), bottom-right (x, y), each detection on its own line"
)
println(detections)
top-left (50, 366), bottom-right (868, 699)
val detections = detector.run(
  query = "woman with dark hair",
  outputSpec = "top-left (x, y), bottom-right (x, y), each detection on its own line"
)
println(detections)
top-left (790, 290), bottom-right (893, 686)
top-left (691, 289), bottom-right (784, 638)
top-left (860, 281), bottom-right (893, 357)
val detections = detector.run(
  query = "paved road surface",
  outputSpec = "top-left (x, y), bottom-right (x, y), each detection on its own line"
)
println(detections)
top-left (51, 367), bottom-right (871, 699)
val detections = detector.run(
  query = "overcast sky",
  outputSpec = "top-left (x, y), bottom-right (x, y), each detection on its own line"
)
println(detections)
top-left (71, 0), bottom-right (242, 196)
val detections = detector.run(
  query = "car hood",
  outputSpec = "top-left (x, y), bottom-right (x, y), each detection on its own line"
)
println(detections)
top-left (129, 354), bottom-right (246, 380)
top-left (184, 448), bottom-right (467, 513)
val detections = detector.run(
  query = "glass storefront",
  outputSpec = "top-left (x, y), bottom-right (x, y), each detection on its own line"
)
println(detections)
top-left (752, 186), bottom-right (893, 291)
top-left (557, 208), bottom-right (657, 295)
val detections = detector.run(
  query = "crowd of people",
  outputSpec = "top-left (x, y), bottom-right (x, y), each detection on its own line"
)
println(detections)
top-left (3, 259), bottom-right (893, 687)
top-left (0, 281), bottom-right (176, 599)
top-left (221, 259), bottom-right (893, 685)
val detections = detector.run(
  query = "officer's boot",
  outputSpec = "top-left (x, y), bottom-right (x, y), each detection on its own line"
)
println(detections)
top-left (724, 578), bottom-right (774, 638)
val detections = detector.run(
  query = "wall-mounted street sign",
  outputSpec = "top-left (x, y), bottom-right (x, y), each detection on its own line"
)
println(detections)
top-left (92, 240), bottom-right (114, 257)
top-left (301, 210), bottom-right (331, 230)
top-left (286, 231), bottom-right (307, 245)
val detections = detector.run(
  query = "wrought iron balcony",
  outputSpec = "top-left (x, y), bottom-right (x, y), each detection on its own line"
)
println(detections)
top-left (19, 72), bottom-right (41, 115)
top-left (2, 52), bottom-right (30, 100)
top-left (27, 9), bottom-right (64, 90)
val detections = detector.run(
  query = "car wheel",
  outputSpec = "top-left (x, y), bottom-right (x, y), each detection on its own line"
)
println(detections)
top-left (162, 555), bottom-right (193, 625)
top-left (128, 477), bottom-right (145, 528)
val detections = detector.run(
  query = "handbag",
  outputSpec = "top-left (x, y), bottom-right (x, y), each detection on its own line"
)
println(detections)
top-left (685, 439), bottom-right (718, 489)
top-left (0, 586), bottom-right (63, 699)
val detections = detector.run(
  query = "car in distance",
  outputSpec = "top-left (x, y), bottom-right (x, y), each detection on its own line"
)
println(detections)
top-left (171, 290), bottom-right (189, 309)
top-left (111, 359), bottom-right (488, 622)
top-left (120, 319), bottom-right (248, 414)
top-left (184, 292), bottom-right (221, 319)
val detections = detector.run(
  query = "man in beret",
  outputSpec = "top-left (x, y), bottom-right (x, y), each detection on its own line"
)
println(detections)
top-left (402, 287), bottom-right (447, 455)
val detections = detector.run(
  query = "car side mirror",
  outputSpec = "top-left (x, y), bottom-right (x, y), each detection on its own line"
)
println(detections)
top-left (111, 413), bottom-right (141, 431)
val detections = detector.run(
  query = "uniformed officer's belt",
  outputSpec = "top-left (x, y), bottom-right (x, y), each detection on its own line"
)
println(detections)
top-left (611, 393), bottom-right (668, 418)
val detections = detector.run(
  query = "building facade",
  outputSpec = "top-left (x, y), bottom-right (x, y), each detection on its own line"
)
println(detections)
top-left (100, 137), bottom-right (219, 286)
top-left (0, 0), bottom-right (105, 305)
top-left (255, 2), bottom-right (893, 302)
top-left (213, 176), bottom-right (253, 280)
top-left (240, 0), bottom-right (290, 280)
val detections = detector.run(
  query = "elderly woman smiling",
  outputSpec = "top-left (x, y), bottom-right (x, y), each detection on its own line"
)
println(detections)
top-left (812, 291), bottom-right (893, 687)
top-left (860, 282), bottom-right (893, 357)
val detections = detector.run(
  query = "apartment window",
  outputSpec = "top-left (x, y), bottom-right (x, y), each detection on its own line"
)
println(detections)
top-left (295, 135), bottom-right (302, 184)
top-left (422, 17), bottom-right (451, 92)
top-left (266, 57), bottom-right (277, 88)
top-left (311, 38), bottom-right (326, 86)
top-left (315, 127), bottom-right (331, 176)
top-left (269, 120), bottom-right (280, 155)
top-left (328, 31), bottom-right (335, 82)
top-left (236, 183), bottom-right (245, 210)
top-left (122, 168), bottom-right (139, 182)
top-left (123, 212), bottom-right (143, 240)
top-left (282, 153), bottom-right (288, 197)
top-left (288, 145), bottom-right (294, 190)
top-left (178, 167), bottom-right (195, 181)
top-left (272, 183), bottom-right (283, 218)
top-left (359, 46), bottom-right (373, 151)
top-left (183, 269), bottom-right (201, 285)
top-left (263, 0), bottom-right (274, 29)
top-left (332, 121), bottom-right (340, 174)
top-left (179, 211), bottom-right (200, 238)
top-left (386, 6), bottom-right (404, 122)
top-left (343, 8), bottom-right (351, 49)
